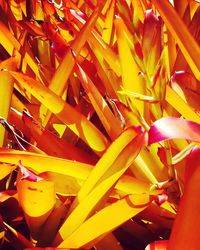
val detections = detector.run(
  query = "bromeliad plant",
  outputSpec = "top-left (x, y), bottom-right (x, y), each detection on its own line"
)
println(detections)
top-left (0, 0), bottom-right (200, 249)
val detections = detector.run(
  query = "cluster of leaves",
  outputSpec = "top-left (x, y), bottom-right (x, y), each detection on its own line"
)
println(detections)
top-left (0, 0), bottom-right (199, 249)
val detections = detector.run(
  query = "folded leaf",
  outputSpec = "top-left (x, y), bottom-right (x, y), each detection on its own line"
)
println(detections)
top-left (17, 176), bottom-right (56, 240)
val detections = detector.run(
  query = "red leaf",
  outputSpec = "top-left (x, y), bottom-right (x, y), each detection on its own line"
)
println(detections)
top-left (148, 117), bottom-right (200, 144)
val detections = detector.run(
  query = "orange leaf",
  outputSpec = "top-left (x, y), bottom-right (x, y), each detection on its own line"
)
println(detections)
top-left (22, 111), bottom-right (96, 164)
top-left (152, 0), bottom-right (200, 80)
top-left (9, 71), bottom-right (109, 153)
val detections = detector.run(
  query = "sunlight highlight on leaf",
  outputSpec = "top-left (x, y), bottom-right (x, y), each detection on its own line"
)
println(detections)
top-left (58, 194), bottom-right (152, 248)
top-left (9, 71), bottom-right (109, 153)
top-left (152, 0), bottom-right (200, 80)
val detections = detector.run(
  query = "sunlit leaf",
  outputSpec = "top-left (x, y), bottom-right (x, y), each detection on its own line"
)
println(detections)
top-left (115, 16), bottom-right (145, 114)
top-left (0, 57), bottom-right (17, 146)
top-left (9, 71), bottom-right (109, 153)
top-left (0, 148), bottom-right (93, 180)
top-left (17, 164), bottom-right (56, 240)
top-left (53, 127), bottom-right (146, 245)
top-left (58, 194), bottom-right (152, 248)
top-left (171, 71), bottom-right (200, 112)
top-left (102, 0), bottom-right (116, 44)
top-left (165, 85), bottom-right (200, 123)
top-left (152, 0), bottom-right (200, 80)
top-left (39, 172), bottom-right (81, 196)
top-left (41, 4), bottom-right (105, 125)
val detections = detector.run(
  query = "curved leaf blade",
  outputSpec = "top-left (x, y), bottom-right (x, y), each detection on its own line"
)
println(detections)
top-left (149, 117), bottom-right (200, 144)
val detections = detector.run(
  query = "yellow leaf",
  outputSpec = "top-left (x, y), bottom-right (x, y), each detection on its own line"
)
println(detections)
top-left (41, 5), bottom-right (105, 125)
top-left (0, 149), bottom-right (161, 197)
top-left (0, 57), bottom-right (17, 146)
top-left (153, 0), bottom-right (200, 80)
top-left (39, 172), bottom-right (81, 196)
top-left (53, 127), bottom-right (145, 245)
top-left (17, 178), bottom-right (56, 240)
top-left (58, 194), bottom-right (151, 248)
top-left (74, 58), bottom-right (122, 139)
top-left (102, 0), bottom-right (116, 44)
top-left (76, 127), bottom-right (144, 203)
top-left (0, 149), bottom-right (92, 180)
top-left (115, 16), bottom-right (145, 114)
top-left (9, 71), bottom-right (109, 153)
top-left (165, 85), bottom-right (200, 124)
top-left (0, 163), bottom-right (16, 181)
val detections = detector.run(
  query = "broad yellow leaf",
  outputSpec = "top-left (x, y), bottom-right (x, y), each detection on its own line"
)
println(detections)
top-left (58, 194), bottom-right (152, 248)
top-left (17, 176), bottom-right (56, 240)
top-left (53, 127), bottom-right (146, 245)
top-left (0, 149), bottom-right (92, 180)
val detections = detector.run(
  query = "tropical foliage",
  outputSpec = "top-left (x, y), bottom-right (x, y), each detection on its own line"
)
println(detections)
top-left (0, 0), bottom-right (200, 249)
